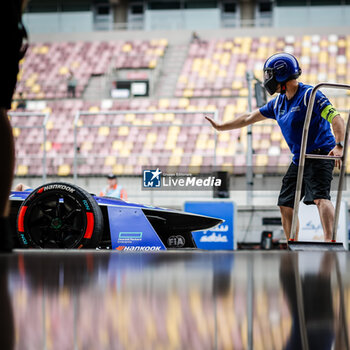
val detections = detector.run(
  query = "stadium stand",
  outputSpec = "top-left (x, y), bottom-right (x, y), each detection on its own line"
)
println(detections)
top-left (10, 34), bottom-right (350, 177)
top-left (14, 39), bottom-right (167, 100)
top-left (176, 34), bottom-right (350, 98)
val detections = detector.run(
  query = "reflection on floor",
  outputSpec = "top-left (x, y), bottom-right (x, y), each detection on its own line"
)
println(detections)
top-left (0, 250), bottom-right (349, 350)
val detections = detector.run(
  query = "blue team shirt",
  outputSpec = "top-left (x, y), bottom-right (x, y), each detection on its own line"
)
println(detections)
top-left (259, 83), bottom-right (336, 164)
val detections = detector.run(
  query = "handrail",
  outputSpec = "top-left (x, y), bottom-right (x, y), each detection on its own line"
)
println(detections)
top-left (290, 82), bottom-right (350, 242)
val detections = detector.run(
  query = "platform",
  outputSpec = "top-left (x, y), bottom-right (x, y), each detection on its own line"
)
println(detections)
top-left (0, 250), bottom-right (349, 350)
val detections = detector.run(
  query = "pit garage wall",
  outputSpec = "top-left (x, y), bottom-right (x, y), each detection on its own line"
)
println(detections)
top-left (273, 5), bottom-right (350, 27)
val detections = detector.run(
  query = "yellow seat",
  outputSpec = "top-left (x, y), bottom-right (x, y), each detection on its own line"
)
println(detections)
top-left (169, 155), bottom-right (181, 166)
top-left (119, 149), bottom-right (130, 157)
top-left (280, 139), bottom-right (289, 150)
top-left (89, 106), bottom-right (99, 113)
top-left (271, 132), bottom-right (281, 142)
top-left (239, 88), bottom-right (248, 97)
top-left (224, 41), bottom-right (233, 50)
top-left (183, 89), bottom-right (193, 97)
top-left (178, 98), bottom-right (189, 108)
top-left (191, 155), bottom-right (202, 166)
top-left (186, 105), bottom-right (196, 111)
top-left (71, 61), bottom-right (80, 69)
top-left (196, 139), bottom-right (207, 149)
top-left (12, 128), bottom-right (20, 137)
top-left (153, 113), bottom-right (164, 121)
top-left (178, 75), bottom-right (188, 84)
top-left (260, 139), bottom-right (270, 149)
top-left (113, 164), bottom-right (124, 175)
top-left (11, 101), bottom-right (18, 110)
top-left (221, 88), bottom-right (231, 96)
top-left (219, 133), bottom-right (230, 142)
top-left (235, 63), bottom-right (246, 77)
top-left (98, 126), bottom-right (110, 136)
top-left (148, 59), bottom-right (157, 69)
top-left (206, 139), bottom-right (215, 149)
top-left (237, 99), bottom-right (247, 113)
top-left (206, 105), bottom-right (217, 111)
top-left (81, 141), bottom-right (92, 151)
top-left (41, 141), bottom-right (52, 151)
top-left (158, 99), bottom-right (169, 109)
top-left (59, 66), bottom-right (69, 75)
top-left (262, 126), bottom-right (272, 133)
top-left (118, 126), bottom-right (129, 136)
top-left (164, 113), bottom-right (175, 121)
top-left (253, 139), bottom-right (260, 149)
top-left (256, 154), bottom-right (268, 166)
top-left (172, 148), bottom-right (183, 156)
top-left (42, 107), bottom-right (52, 115)
top-left (168, 126), bottom-right (180, 135)
top-left (16, 164), bottom-right (28, 176)
top-left (232, 81), bottom-right (243, 90)
top-left (146, 132), bottom-right (157, 143)
top-left (124, 165), bottom-right (134, 174)
top-left (25, 79), bottom-right (34, 88)
top-left (159, 39), bottom-right (168, 46)
top-left (58, 164), bottom-right (70, 176)
top-left (124, 113), bottom-right (135, 122)
top-left (155, 48), bottom-right (164, 56)
top-left (122, 43), bottom-right (132, 52)
top-left (165, 140), bottom-right (177, 150)
top-left (105, 156), bottom-right (116, 166)
top-left (213, 52), bottom-right (221, 61)
top-left (138, 156), bottom-right (149, 165)
top-left (217, 147), bottom-right (229, 156)
top-left (39, 46), bottom-right (49, 54)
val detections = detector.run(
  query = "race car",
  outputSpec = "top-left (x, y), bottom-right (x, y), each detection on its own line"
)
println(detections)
top-left (9, 182), bottom-right (223, 250)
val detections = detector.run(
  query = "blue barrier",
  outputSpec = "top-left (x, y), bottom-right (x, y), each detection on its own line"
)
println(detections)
top-left (184, 201), bottom-right (236, 250)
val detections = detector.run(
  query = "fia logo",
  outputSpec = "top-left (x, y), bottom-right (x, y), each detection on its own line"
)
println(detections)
top-left (143, 168), bottom-right (162, 188)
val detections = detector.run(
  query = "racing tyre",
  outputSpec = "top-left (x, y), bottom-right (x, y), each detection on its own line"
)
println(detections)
top-left (17, 182), bottom-right (103, 249)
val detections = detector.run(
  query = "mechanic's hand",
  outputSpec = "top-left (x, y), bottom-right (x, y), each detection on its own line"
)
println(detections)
top-left (328, 145), bottom-right (343, 169)
top-left (205, 116), bottom-right (222, 131)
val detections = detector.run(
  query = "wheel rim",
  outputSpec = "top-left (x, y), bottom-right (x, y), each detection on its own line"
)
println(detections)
top-left (24, 192), bottom-right (87, 248)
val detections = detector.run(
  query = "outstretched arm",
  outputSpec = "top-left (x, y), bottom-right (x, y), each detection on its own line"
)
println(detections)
top-left (205, 109), bottom-right (266, 131)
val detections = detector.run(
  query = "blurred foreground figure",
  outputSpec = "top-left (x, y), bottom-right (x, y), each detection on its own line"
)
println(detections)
top-left (0, 1), bottom-right (28, 252)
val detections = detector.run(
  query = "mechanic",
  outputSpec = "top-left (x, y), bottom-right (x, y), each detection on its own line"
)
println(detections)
top-left (0, 1), bottom-right (28, 253)
top-left (206, 52), bottom-right (345, 242)
top-left (100, 174), bottom-right (128, 200)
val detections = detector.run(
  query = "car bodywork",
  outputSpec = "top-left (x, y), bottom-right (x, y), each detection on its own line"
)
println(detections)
top-left (9, 184), bottom-right (223, 250)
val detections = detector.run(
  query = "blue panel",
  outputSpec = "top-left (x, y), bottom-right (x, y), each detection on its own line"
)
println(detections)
top-left (184, 201), bottom-right (235, 250)
top-left (108, 206), bottom-right (166, 251)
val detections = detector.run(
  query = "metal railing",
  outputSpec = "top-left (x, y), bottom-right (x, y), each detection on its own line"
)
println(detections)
top-left (73, 109), bottom-right (219, 182)
top-left (290, 82), bottom-right (350, 242)
top-left (9, 111), bottom-right (50, 181)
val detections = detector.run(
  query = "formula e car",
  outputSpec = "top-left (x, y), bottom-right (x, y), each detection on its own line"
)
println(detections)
top-left (9, 182), bottom-right (222, 250)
